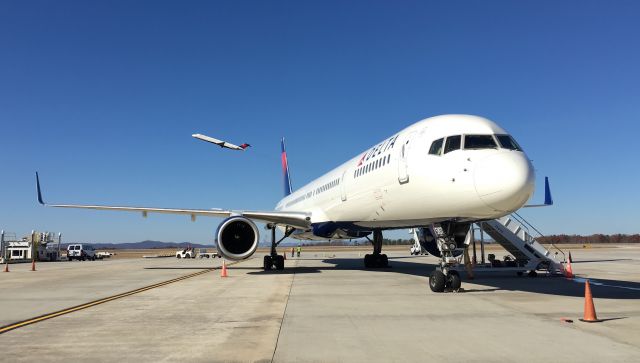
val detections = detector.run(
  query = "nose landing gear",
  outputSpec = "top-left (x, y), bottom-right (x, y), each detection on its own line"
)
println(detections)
top-left (429, 269), bottom-right (461, 292)
top-left (426, 223), bottom-right (469, 292)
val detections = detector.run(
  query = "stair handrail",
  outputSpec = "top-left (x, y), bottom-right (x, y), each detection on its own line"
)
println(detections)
top-left (513, 212), bottom-right (566, 262)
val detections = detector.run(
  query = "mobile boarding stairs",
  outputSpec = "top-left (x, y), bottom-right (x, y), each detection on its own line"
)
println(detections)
top-left (472, 213), bottom-right (566, 276)
top-left (412, 213), bottom-right (567, 276)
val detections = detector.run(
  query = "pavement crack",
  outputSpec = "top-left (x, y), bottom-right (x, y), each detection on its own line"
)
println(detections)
top-left (271, 262), bottom-right (296, 363)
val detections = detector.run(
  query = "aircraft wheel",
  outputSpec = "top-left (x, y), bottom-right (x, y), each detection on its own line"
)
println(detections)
top-left (364, 254), bottom-right (372, 268)
top-left (263, 255), bottom-right (272, 271)
top-left (380, 254), bottom-right (389, 267)
top-left (429, 270), bottom-right (446, 292)
top-left (275, 255), bottom-right (285, 270)
top-left (528, 271), bottom-right (538, 278)
top-left (447, 271), bottom-right (461, 291)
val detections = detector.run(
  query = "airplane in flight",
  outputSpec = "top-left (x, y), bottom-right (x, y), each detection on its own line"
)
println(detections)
top-left (192, 133), bottom-right (251, 151)
top-left (36, 114), bottom-right (543, 292)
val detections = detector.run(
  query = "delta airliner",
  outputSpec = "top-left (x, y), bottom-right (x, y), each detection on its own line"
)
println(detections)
top-left (36, 114), bottom-right (538, 292)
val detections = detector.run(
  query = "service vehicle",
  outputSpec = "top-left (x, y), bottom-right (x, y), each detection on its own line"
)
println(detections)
top-left (198, 248), bottom-right (220, 258)
top-left (176, 247), bottom-right (196, 259)
top-left (67, 244), bottom-right (97, 261)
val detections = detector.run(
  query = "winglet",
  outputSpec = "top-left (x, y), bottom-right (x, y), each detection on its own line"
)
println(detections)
top-left (36, 172), bottom-right (45, 205)
top-left (544, 176), bottom-right (553, 206)
top-left (240, 143), bottom-right (251, 150)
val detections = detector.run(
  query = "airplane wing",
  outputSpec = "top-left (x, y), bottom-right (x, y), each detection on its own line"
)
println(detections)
top-left (35, 173), bottom-right (310, 229)
top-left (192, 133), bottom-right (250, 151)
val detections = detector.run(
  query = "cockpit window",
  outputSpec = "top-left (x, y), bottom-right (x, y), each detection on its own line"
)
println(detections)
top-left (496, 134), bottom-right (522, 151)
top-left (464, 135), bottom-right (497, 149)
top-left (428, 138), bottom-right (444, 155)
top-left (444, 135), bottom-right (461, 154)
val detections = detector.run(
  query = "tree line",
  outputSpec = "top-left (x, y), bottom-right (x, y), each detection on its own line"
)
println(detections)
top-left (537, 234), bottom-right (640, 244)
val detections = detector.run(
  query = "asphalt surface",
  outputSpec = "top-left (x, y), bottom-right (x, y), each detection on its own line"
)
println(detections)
top-left (1, 246), bottom-right (639, 362)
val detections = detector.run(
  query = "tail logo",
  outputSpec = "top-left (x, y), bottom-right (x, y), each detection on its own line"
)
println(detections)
top-left (281, 138), bottom-right (293, 196)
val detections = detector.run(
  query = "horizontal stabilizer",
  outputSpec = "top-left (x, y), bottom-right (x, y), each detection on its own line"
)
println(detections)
top-left (523, 176), bottom-right (553, 208)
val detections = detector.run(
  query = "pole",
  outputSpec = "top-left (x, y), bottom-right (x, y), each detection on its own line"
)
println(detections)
top-left (31, 230), bottom-right (36, 262)
top-left (58, 233), bottom-right (62, 261)
top-left (479, 223), bottom-right (485, 265)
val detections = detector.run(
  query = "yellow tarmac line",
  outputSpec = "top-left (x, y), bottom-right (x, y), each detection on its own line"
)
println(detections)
top-left (0, 261), bottom-right (242, 335)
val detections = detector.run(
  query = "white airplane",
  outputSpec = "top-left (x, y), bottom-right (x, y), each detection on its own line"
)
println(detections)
top-left (192, 133), bottom-right (251, 151)
top-left (36, 114), bottom-right (548, 292)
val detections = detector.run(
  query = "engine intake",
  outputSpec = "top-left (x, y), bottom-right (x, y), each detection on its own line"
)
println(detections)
top-left (215, 216), bottom-right (259, 260)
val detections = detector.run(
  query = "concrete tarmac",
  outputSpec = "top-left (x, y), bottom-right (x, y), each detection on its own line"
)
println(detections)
top-left (1, 247), bottom-right (639, 362)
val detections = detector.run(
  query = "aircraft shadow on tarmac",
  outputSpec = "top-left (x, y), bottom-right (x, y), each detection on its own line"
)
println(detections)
top-left (145, 267), bottom-right (215, 270)
top-left (242, 256), bottom-right (640, 300)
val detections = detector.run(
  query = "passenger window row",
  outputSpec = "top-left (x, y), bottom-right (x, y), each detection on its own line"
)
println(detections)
top-left (428, 134), bottom-right (521, 156)
top-left (354, 154), bottom-right (391, 178)
top-left (315, 178), bottom-right (340, 195)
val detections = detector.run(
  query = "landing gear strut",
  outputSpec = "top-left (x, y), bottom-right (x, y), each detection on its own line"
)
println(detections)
top-left (427, 223), bottom-right (468, 292)
top-left (364, 230), bottom-right (389, 268)
top-left (263, 224), bottom-right (294, 271)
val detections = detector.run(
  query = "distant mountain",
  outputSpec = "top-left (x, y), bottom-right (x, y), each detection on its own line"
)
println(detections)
top-left (63, 240), bottom-right (214, 250)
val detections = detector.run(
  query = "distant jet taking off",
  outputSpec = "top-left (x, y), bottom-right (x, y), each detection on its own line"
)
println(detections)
top-left (192, 133), bottom-right (251, 151)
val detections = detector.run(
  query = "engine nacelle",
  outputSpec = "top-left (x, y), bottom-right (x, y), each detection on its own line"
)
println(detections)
top-left (215, 216), bottom-right (259, 260)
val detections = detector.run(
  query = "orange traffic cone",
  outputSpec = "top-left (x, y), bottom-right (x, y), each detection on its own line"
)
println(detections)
top-left (220, 260), bottom-right (228, 278)
top-left (3, 263), bottom-right (8, 272)
top-left (31, 260), bottom-right (36, 272)
top-left (580, 280), bottom-right (601, 323)
top-left (564, 252), bottom-right (574, 278)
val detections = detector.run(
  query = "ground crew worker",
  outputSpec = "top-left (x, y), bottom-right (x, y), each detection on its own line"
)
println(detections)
top-left (291, 247), bottom-right (295, 258)
top-left (296, 245), bottom-right (301, 257)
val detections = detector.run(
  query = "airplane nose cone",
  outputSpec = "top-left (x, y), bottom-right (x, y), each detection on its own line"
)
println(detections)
top-left (474, 152), bottom-right (535, 212)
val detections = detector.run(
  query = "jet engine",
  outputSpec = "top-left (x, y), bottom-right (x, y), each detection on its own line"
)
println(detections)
top-left (215, 216), bottom-right (259, 260)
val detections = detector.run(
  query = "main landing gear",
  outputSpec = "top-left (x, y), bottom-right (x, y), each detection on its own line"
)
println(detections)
top-left (263, 224), bottom-right (294, 271)
top-left (364, 230), bottom-right (389, 268)
top-left (426, 223), bottom-right (468, 293)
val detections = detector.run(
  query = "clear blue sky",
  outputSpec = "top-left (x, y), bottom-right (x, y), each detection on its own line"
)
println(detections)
top-left (1, 1), bottom-right (638, 243)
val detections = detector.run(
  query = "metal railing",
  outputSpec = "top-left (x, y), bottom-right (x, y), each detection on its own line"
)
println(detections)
top-left (513, 212), bottom-right (565, 262)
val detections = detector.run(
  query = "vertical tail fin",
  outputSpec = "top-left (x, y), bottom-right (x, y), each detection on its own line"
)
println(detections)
top-left (281, 138), bottom-right (293, 196)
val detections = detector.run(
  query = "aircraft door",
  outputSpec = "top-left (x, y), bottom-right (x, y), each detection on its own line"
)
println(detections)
top-left (340, 169), bottom-right (348, 201)
top-left (398, 133), bottom-right (414, 184)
